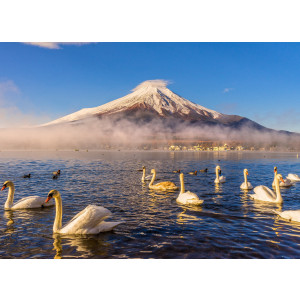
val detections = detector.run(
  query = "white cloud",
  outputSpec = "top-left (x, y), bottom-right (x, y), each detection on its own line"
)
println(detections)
top-left (132, 79), bottom-right (171, 91)
top-left (22, 42), bottom-right (93, 49)
top-left (223, 87), bottom-right (234, 93)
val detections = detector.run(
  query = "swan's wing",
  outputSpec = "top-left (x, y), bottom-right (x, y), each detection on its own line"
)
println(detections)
top-left (287, 174), bottom-right (300, 181)
top-left (91, 221), bottom-right (123, 234)
top-left (153, 181), bottom-right (178, 189)
top-left (240, 182), bottom-right (246, 189)
top-left (251, 185), bottom-right (276, 201)
top-left (248, 182), bottom-right (253, 189)
top-left (60, 205), bottom-right (112, 234)
top-left (12, 196), bottom-right (54, 209)
top-left (240, 182), bottom-right (253, 189)
top-left (177, 191), bottom-right (203, 205)
top-left (220, 176), bottom-right (226, 182)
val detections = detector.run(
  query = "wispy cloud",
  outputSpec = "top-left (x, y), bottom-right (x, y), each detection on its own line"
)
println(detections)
top-left (0, 80), bottom-right (19, 95)
top-left (22, 42), bottom-right (93, 49)
top-left (223, 87), bottom-right (234, 93)
top-left (0, 80), bottom-right (50, 128)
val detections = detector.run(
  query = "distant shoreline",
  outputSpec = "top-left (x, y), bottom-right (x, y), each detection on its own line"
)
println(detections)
top-left (0, 149), bottom-right (299, 154)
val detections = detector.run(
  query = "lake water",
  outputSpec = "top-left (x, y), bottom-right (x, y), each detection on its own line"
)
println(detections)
top-left (0, 150), bottom-right (299, 259)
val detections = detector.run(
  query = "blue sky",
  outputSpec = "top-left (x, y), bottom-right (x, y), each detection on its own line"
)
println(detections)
top-left (0, 42), bottom-right (300, 131)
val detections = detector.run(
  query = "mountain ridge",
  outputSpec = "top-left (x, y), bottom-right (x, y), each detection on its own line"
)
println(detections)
top-left (40, 80), bottom-right (297, 138)
top-left (42, 80), bottom-right (246, 127)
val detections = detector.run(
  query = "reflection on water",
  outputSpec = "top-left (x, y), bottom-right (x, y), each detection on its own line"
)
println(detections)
top-left (53, 234), bottom-right (62, 259)
top-left (0, 150), bottom-right (300, 258)
top-left (176, 207), bottom-right (203, 224)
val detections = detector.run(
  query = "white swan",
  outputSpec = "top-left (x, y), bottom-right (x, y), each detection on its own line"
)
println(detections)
top-left (176, 173), bottom-right (203, 205)
top-left (149, 169), bottom-right (178, 191)
top-left (141, 166), bottom-right (158, 182)
top-left (286, 173), bottom-right (300, 182)
top-left (240, 169), bottom-right (253, 190)
top-left (272, 167), bottom-right (292, 187)
top-left (214, 165), bottom-right (226, 183)
top-left (275, 210), bottom-right (300, 222)
top-left (46, 190), bottom-right (122, 234)
top-left (250, 174), bottom-right (284, 203)
top-left (1, 180), bottom-right (54, 210)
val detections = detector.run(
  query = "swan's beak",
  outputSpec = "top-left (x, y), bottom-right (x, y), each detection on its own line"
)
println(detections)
top-left (280, 178), bottom-right (285, 183)
top-left (246, 171), bottom-right (249, 175)
top-left (1, 186), bottom-right (6, 191)
top-left (45, 196), bottom-right (52, 203)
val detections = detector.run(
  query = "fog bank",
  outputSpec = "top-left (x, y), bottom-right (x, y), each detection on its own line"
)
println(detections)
top-left (0, 117), bottom-right (299, 150)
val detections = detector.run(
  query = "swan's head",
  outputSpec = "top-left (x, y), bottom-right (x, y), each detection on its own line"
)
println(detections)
top-left (142, 166), bottom-right (145, 170)
top-left (46, 189), bottom-right (59, 202)
top-left (274, 166), bottom-right (278, 172)
top-left (1, 180), bottom-right (13, 191)
top-left (244, 169), bottom-right (249, 175)
top-left (277, 174), bottom-right (285, 183)
top-left (216, 165), bottom-right (221, 175)
top-left (180, 173), bottom-right (184, 179)
top-left (151, 169), bottom-right (156, 174)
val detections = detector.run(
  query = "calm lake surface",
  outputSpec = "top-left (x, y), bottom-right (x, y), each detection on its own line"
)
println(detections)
top-left (0, 150), bottom-right (300, 259)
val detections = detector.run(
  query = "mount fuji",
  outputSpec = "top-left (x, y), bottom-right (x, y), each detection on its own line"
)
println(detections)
top-left (42, 80), bottom-right (270, 132)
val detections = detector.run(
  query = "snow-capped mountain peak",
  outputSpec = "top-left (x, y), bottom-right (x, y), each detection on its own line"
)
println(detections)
top-left (42, 80), bottom-right (230, 126)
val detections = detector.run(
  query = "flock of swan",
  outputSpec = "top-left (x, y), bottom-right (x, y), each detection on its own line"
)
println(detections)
top-left (1, 164), bottom-right (300, 237)
top-left (142, 165), bottom-right (300, 222)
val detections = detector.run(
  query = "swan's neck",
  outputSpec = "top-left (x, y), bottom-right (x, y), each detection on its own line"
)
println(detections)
top-left (244, 172), bottom-right (248, 184)
top-left (216, 169), bottom-right (219, 181)
top-left (5, 184), bottom-right (15, 209)
top-left (53, 195), bottom-right (63, 233)
top-left (149, 171), bottom-right (156, 187)
top-left (180, 175), bottom-right (185, 194)
top-left (142, 168), bottom-right (145, 182)
top-left (275, 177), bottom-right (283, 202)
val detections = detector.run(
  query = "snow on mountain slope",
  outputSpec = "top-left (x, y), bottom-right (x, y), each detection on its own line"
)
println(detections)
top-left (41, 80), bottom-right (236, 126)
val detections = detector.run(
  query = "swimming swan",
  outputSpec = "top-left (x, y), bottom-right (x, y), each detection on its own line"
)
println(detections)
top-left (149, 169), bottom-right (178, 191)
top-left (1, 180), bottom-right (54, 210)
top-left (250, 174), bottom-right (284, 203)
top-left (141, 166), bottom-right (158, 182)
top-left (46, 190), bottom-right (122, 234)
top-left (240, 169), bottom-right (253, 190)
top-left (176, 173), bottom-right (203, 205)
top-left (272, 167), bottom-right (292, 187)
top-left (214, 166), bottom-right (226, 183)
top-left (286, 173), bottom-right (300, 182)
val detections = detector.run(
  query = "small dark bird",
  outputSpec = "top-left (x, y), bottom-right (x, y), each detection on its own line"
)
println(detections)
top-left (52, 170), bottom-right (61, 176)
top-left (188, 171), bottom-right (197, 175)
top-left (173, 170), bottom-right (181, 173)
top-left (200, 168), bottom-right (208, 173)
top-left (52, 170), bottom-right (61, 179)
top-left (23, 173), bottom-right (31, 178)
